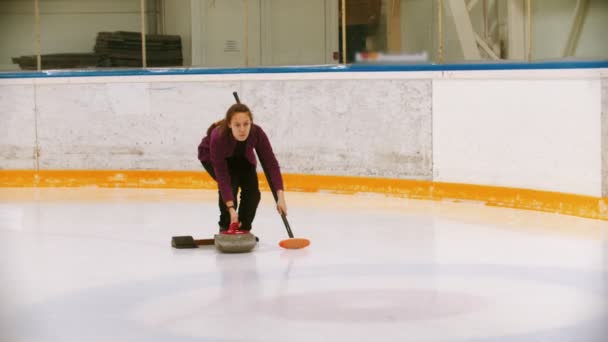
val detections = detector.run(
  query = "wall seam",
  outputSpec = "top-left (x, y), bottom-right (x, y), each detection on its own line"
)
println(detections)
top-left (601, 78), bottom-right (604, 197)
top-left (430, 77), bottom-right (435, 196)
top-left (33, 81), bottom-right (40, 175)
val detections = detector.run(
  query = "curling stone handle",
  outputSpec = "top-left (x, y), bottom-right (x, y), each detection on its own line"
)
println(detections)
top-left (228, 221), bottom-right (241, 232)
top-left (194, 239), bottom-right (215, 246)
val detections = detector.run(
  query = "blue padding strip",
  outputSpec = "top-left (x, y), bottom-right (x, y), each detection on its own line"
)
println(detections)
top-left (1, 60), bottom-right (607, 79)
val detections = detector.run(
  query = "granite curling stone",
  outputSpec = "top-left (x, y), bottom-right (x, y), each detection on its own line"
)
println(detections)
top-left (213, 232), bottom-right (258, 253)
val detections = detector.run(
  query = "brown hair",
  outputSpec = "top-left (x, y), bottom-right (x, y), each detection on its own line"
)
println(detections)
top-left (206, 103), bottom-right (253, 137)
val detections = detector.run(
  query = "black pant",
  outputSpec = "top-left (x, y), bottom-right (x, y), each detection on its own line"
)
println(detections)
top-left (202, 160), bottom-right (261, 231)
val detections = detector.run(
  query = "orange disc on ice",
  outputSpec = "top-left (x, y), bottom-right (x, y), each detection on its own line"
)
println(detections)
top-left (279, 238), bottom-right (310, 249)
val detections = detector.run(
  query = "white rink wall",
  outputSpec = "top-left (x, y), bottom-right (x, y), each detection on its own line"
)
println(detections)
top-left (0, 68), bottom-right (606, 197)
top-left (434, 76), bottom-right (602, 197)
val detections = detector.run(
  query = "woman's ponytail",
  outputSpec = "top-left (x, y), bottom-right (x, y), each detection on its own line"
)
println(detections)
top-left (206, 119), bottom-right (225, 137)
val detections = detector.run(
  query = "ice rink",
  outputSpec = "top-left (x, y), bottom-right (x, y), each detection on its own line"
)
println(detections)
top-left (1, 187), bottom-right (607, 342)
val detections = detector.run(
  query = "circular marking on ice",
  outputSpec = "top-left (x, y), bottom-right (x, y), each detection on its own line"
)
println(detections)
top-left (255, 288), bottom-right (486, 322)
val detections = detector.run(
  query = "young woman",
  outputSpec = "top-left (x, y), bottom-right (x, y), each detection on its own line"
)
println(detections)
top-left (198, 103), bottom-right (287, 232)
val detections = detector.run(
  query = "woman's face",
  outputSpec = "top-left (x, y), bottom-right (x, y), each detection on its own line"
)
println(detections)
top-left (229, 112), bottom-right (252, 141)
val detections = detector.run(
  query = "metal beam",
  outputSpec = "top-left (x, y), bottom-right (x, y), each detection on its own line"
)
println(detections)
top-left (34, 0), bottom-right (41, 71)
top-left (438, 0), bottom-right (444, 63)
top-left (563, 0), bottom-right (590, 57)
top-left (445, 0), bottom-right (481, 60)
top-left (466, 0), bottom-right (480, 12)
top-left (387, 0), bottom-right (402, 53)
top-left (341, 0), bottom-right (346, 64)
top-left (475, 33), bottom-right (499, 60)
top-left (140, 0), bottom-right (147, 67)
top-left (506, 0), bottom-right (525, 60)
top-left (243, 0), bottom-right (249, 66)
top-left (526, 0), bottom-right (531, 61)
top-left (325, 0), bottom-right (339, 64)
top-left (191, 0), bottom-right (203, 66)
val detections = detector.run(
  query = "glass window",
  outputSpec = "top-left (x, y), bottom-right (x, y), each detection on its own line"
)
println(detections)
top-left (1, 0), bottom-right (606, 73)
top-left (167, 0), bottom-right (339, 68)
top-left (438, 0), bottom-right (505, 63)
top-left (531, 0), bottom-right (608, 61)
top-left (347, 0), bottom-right (436, 64)
top-left (1, 0), bottom-right (36, 71)
top-left (158, 0), bottom-right (192, 67)
top-left (37, 0), bottom-right (157, 69)
top-left (438, 0), bottom-right (608, 63)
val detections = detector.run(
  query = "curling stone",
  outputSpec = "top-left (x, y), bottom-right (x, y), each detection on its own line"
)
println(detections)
top-left (214, 222), bottom-right (257, 253)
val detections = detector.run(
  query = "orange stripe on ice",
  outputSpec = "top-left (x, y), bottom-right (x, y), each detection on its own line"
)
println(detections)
top-left (1, 170), bottom-right (606, 221)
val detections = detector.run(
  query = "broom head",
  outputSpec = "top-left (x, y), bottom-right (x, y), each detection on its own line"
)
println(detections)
top-left (279, 238), bottom-right (310, 249)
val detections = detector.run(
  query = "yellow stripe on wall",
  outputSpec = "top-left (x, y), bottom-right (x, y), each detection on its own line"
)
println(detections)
top-left (1, 170), bottom-right (606, 221)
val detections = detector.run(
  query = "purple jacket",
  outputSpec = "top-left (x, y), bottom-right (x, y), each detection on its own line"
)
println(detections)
top-left (198, 124), bottom-right (284, 203)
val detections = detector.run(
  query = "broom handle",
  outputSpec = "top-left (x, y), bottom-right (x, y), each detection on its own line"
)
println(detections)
top-left (233, 91), bottom-right (294, 239)
top-left (280, 213), bottom-right (295, 238)
top-left (269, 176), bottom-right (294, 239)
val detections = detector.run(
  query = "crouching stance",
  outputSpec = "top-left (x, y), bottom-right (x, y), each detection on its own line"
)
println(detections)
top-left (198, 103), bottom-right (287, 232)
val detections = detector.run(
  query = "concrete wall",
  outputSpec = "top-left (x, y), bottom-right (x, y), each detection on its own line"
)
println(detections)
top-left (240, 79), bottom-right (432, 178)
top-left (0, 68), bottom-right (606, 198)
top-left (0, 83), bottom-right (36, 169)
top-left (0, 75), bottom-right (432, 180)
top-left (29, 80), bottom-right (239, 170)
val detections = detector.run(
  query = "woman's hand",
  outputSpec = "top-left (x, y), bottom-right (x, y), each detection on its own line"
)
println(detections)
top-left (226, 202), bottom-right (239, 225)
top-left (229, 207), bottom-right (239, 224)
top-left (276, 190), bottom-right (287, 215)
